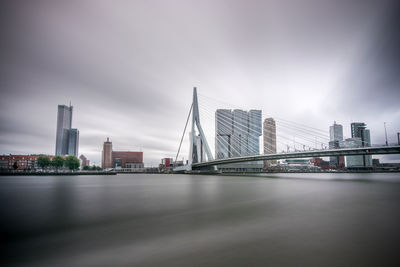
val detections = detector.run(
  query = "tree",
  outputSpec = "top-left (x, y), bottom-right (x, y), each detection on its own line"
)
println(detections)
top-left (65, 155), bottom-right (80, 170)
top-left (12, 161), bottom-right (18, 170)
top-left (37, 155), bottom-right (51, 169)
top-left (83, 165), bottom-right (90, 170)
top-left (52, 156), bottom-right (65, 169)
top-left (90, 165), bottom-right (101, 171)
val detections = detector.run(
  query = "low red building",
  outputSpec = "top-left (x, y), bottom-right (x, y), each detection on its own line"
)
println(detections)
top-left (311, 157), bottom-right (345, 170)
top-left (159, 158), bottom-right (173, 169)
top-left (310, 157), bottom-right (330, 170)
top-left (112, 151), bottom-right (143, 168)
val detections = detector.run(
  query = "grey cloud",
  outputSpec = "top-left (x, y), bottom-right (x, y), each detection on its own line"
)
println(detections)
top-left (1, 0), bottom-right (399, 164)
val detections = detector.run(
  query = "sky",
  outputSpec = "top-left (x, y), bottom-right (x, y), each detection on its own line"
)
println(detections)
top-left (1, 0), bottom-right (400, 166)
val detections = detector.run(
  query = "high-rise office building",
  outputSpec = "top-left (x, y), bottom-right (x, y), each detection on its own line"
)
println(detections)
top-left (55, 104), bottom-right (79, 156)
top-left (55, 105), bottom-right (72, 155)
top-left (232, 109), bottom-right (249, 157)
top-left (330, 121), bottom-right (343, 142)
top-left (351, 123), bottom-right (371, 146)
top-left (348, 122), bottom-right (372, 167)
top-left (263, 118), bottom-right (277, 167)
top-left (248, 110), bottom-right (262, 155)
top-left (68, 129), bottom-right (79, 157)
top-left (215, 109), bottom-right (262, 171)
top-left (341, 138), bottom-right (364, 167)
top-left (215, 109), bottom-right (262, 158)
top-left (215, 109), bottom-right (232, 159)
top-left (102, 137), bottom-right (113, 169)
top-left (329, 121), bottom-right (344, 167)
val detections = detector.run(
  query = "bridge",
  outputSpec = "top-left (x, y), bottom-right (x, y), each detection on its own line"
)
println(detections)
top-left (173, 88), bottom-right (400, 172)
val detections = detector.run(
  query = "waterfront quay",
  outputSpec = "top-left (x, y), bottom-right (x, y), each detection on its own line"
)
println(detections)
top-left (2, 173), bottom-right (400, 266)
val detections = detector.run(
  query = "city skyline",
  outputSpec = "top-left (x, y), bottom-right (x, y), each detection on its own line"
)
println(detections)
top-left (1, 0), bottom-right (400, 165)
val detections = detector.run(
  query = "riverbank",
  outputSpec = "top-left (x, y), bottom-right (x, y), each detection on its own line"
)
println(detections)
top-left (0, 171), bottom-right (117, 176)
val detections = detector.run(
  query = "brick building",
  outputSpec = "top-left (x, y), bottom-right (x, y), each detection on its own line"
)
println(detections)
top-left (310, 158), bottom-right (330, 170)
top-left (101, 138), bottom-right (144, 169)
top-left (0, 155), bottom-right (57, 171)
top-left (112, 151), bottom-right (143, 168)
top-left (159, 158), bottom-right (173, 169)
top-left (79, 154), bottom-right (90, 169)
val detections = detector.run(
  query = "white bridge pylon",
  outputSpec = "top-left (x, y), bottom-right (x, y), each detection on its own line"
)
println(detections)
top-left (174, 87), bottom-right (215, 172)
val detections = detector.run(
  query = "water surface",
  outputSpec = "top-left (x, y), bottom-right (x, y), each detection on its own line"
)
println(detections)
top-left (1, 173), bottom-right (400, 266)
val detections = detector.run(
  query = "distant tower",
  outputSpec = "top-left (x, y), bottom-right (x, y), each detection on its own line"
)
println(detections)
top-left (55, 104), bottom-right (73, 155)
top-left (55, 104), bottom-right (79, 156)
top-left (248, 110), bottom-right (262, 155)
top-left (329, 121), bottom-right (343, 142)
top-left (68, 129), bottom-right (79, 157)
top-left (263, 118), bottom-right (277, 167)
top-left (215, 109), bottom-right (262, 159)
top-left (350, 122), bottom-right (372, 167)
top-left (231, 109), bottom-right (249, 157)
top-left (215, 109), bottom-right (233, 159)
top-left (102, 137), bottom-right (113, 169)
top-left (329, 121), bottom-right (344, 168)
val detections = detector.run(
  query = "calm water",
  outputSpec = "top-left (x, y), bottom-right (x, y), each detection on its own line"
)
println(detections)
top-left (1, 173), bottom-right (400, 266)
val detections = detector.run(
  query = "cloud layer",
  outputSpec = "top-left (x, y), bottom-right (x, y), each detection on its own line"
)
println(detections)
top-left (1, 0), bottom-right (399, 165)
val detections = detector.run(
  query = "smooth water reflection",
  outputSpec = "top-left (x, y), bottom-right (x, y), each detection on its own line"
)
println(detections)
top-left (1, 173), bottom-right (400, 266)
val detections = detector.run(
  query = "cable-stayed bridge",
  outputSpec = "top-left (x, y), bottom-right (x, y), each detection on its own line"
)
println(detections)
top-left (174, 88), bottom-right (400, 172)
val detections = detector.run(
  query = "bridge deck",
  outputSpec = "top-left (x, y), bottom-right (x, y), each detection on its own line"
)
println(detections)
top-left (191, 145), bottom-right (400, 169)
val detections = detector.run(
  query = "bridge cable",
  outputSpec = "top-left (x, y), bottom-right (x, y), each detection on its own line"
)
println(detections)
top-left (175, 103), bottom-right (193, 163)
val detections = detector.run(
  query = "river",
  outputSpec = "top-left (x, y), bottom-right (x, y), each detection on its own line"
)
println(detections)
top-left (2, 173), bottom-right (400, 266)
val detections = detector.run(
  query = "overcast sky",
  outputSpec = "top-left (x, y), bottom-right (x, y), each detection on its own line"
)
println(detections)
top-left (1, 0), bottom-right (400, 165)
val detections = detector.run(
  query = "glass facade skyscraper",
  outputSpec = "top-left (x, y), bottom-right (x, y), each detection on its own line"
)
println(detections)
top-left (329, 121), bottom-right (343, 142)
top-left (215, 109), bottom-right (262, 158)
top-left (329, 121), bottom-right (344, 167)
top-left (263, 118), bottom-right (277, 167)
top-left (68, 129), bottom-right (79, 157)
top-left (55, 104), bottom-right (79, 156)
top-left (215, 109), bottom-right (232, 159)
top-left (347, 122), bottom-right (372, 167)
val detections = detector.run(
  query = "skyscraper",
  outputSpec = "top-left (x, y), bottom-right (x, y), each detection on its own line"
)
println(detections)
top-left (215, 109), bottom-right (262, 171)
top-left (349, 122), bottom-right (372, 167)
top-left (215, 109), bottom-right (232, 159)
top-left (55, 104), bottom-right (78, 156)
top-left (68, 129), bottom-right (79, 157)
top-left (263, 118), bottom-right (277, 167)
top-left (329, 121), bottom-right (343, 142)
top-left (341, 138), bottom-right (364, 167)
top-left (215, 109), bottom-right (262, 158)
top-left (329, 121), bottom-right (344, 167)
top-left (248, 110), bottom-right (262, 155)
top-left (232, 109), bottom-right (249, 157)
top-left (102, 137), bottom-right (113, 169)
